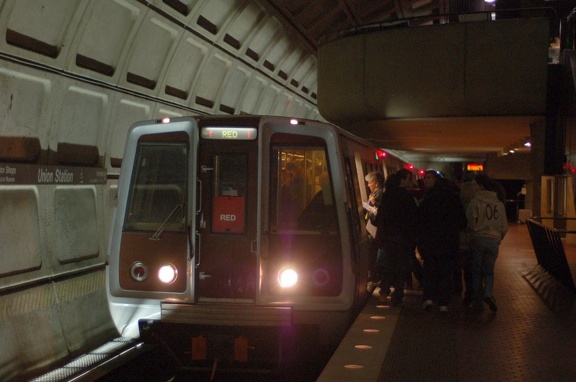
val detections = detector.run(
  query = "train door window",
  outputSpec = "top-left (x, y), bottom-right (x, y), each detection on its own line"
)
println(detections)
top-left (270, 146), bottom-right (337, 233)
top-left (210, 153), bottom-right (247, 234)
top-left (124, 142), bottom-right (187, 232)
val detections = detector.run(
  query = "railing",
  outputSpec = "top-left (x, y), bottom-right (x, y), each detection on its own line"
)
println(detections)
top-left (526, 218), bottom-right (576, 292)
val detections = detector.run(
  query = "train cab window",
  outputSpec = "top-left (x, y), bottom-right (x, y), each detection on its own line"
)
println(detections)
top-left (270, 146), bottom-right (337, 233)
top-left (211, 153), bottom-right (247, 233)
top-left (124, 142), bottom-right (187, 232)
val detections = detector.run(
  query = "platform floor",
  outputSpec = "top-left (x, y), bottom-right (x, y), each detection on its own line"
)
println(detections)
top-left (319, 223), bottom-right (576, 381)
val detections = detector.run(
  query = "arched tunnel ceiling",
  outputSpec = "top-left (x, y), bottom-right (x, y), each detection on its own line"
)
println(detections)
top-left (260, 0), bottom-right (544, 163)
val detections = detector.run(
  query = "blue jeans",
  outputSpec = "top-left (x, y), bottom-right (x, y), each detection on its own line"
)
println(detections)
top-left (470, 236), bottom-right (500, 304)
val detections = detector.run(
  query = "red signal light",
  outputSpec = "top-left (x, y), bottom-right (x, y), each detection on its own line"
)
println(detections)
top-left (374, 150), bottom-right (386, 160)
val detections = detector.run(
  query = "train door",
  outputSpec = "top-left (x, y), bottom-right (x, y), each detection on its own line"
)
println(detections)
top-left (196, 130), bottom-right (258, 301)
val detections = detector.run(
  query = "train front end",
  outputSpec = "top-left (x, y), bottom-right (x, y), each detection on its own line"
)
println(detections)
top-left (107, 116), bottom-right (359, 371)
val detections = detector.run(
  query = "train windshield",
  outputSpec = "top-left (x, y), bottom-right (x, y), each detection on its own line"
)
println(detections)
top-left (271, 146), bottom-right (336, 233)
top-left (124, 142), bottom-right (187, 232)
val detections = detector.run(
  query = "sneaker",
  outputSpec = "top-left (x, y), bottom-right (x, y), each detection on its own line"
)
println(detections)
top-left (422, 299), bottom-right (433, 311)
top-left (439, 305), bottom-right (448, 312)
top-left (484, 296), bottom-right (498, 312)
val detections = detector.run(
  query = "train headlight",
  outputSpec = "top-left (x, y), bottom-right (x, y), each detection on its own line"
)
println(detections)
top-left (130, 262), bottom-right (148, 282)
top-left (158, 264), bottom-right (178, 284)
top-left (278, 267), bottom-right (298, 288)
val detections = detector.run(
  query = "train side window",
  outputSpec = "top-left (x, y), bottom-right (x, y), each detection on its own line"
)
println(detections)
top-left (211, 153), bottom-right (247, 234)
top-left (270, 145), bottom-right (337, 233)
top-left (124, 142), bottom-right (187, 232)
top-left (344, 158), bottom-right (364, 237)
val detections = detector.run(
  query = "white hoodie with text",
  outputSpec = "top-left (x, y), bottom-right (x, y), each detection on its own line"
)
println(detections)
top-left (466, 190), bottom-right (508, 241)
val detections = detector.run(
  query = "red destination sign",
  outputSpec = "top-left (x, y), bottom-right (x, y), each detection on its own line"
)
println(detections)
top-left (212, 196), bottom-right (245, 233)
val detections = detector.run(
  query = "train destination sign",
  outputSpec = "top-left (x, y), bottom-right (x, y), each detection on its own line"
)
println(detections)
top-left (466, 163), bottom-right (484, 172)
top-left (201, 127), bottom-right (257, 140)
top-left (0, 163), bottom-right (107, 185)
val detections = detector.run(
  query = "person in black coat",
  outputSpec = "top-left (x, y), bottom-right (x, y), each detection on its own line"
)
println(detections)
top-left (417, 174), bottom-right (467, 312)
top-left (375, 173), bottom-right (418, 306)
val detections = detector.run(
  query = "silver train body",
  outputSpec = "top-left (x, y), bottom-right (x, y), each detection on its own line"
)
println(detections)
top-left (107, 115), bottom-right (391, 370)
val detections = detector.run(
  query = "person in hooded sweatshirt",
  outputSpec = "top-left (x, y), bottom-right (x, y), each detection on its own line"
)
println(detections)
top-left (466, 174), bottom-right (508, 312)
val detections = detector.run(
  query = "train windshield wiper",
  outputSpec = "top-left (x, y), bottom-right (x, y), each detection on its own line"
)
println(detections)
top-left (149, 204), bottom-right (183, 240)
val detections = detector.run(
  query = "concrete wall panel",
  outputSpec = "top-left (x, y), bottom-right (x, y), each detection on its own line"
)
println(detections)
top-left (163, 32), bottom-right (209, 105)
top-left (0, 0), bottom-right (87, 68)
top-left (240, 75), bottom-right (268, 114)
top-left (220, 64), bottom-right (251, 114)
top-left (121, 14), bottom-right (181, 95)
top-left (68, 0), bottom-right (145, 85)
top-left (0, 187), bottom-right (41, 276)
top-left (56, 84), bottom-right (109, 151)
top-left (106, 96), bottom-right (154, 169)
top-left (0, 65), bottom-right (52, 145)
top-left (195, 52), bottom-right (231, 112)
top-left (52, 186), bottom-right (100, 264)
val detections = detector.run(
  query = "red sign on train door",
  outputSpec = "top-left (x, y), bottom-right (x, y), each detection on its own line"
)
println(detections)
top-left (212, 196), bottom-right (245, 233)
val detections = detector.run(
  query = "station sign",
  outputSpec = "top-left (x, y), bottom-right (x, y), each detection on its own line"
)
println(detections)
top-left (0, 163), bottom-right (107, 185)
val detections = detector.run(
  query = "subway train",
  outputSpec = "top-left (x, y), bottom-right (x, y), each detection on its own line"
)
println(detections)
top-left (106, 114), bottom-right (399, 371)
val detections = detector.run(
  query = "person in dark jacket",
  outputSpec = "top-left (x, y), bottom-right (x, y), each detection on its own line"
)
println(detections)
top-left (375, 172), bottom-right (418, 306)
top-left (397, 168), bottom-right (423, 289)
top-left (417, 173), bottom-right (467, 312)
